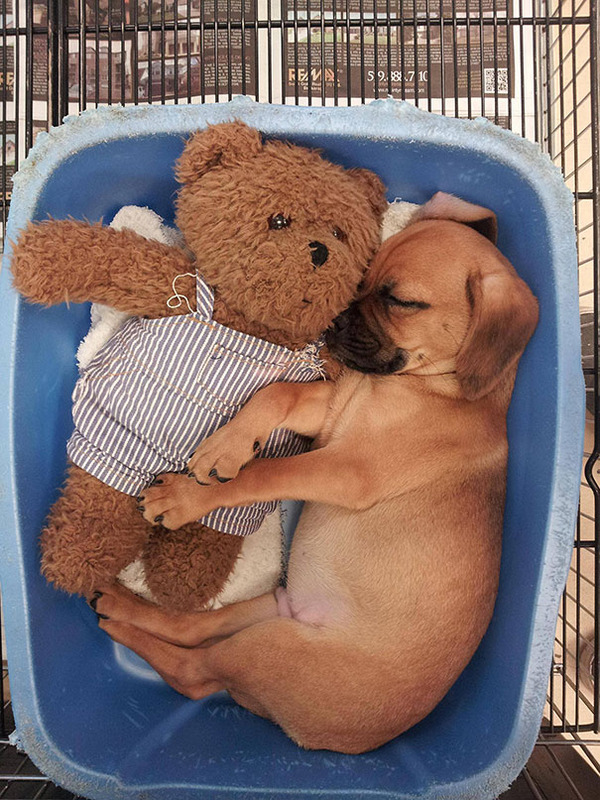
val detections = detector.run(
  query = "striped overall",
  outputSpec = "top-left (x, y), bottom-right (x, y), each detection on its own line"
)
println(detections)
top-left (67, 271), bottom-right (325, 536)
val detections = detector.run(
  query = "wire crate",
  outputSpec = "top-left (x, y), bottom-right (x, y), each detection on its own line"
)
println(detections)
top-left (1, 0), bottom-right (599, 797)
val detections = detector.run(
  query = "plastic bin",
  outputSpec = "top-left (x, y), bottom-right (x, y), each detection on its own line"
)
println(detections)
top-left (0, 98), bottom-right (584, 800)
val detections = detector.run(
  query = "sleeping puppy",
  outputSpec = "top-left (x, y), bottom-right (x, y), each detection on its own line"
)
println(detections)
top-left (93, 192), bottom-right (538, 754)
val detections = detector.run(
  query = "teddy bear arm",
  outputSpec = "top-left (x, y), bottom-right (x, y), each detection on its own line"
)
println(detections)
top-left (11, 219), bottom-right (194, 316)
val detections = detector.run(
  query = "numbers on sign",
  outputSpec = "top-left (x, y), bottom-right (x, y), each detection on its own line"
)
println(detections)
top-left (366, 70), bottom-right (429, 84)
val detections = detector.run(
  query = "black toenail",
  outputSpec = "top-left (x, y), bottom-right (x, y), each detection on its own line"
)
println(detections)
top-left (137, 495), bottom-right (145, 502)
top-left (253, 440), bottom-right (261, 453)
top-left (154, 515), bottom-right (164, 524)
top-left (216, 475), bottom-right (232, 483)
top-left (150, 478), bottom-right (163, 486)
top-left (209, 468), bottom-right (219, 478)
top-left (88, 593), bottom-right (109, 619)
top-left (138, 505), bottom-right (145, 513)
top-left (87, 591), bottom-right (102, 611)
top-left (188, 471), bottom-right (196, 480)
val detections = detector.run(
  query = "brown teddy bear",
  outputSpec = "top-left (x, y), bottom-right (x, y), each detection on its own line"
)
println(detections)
top-left (11, 120), bottom-right (386, 612)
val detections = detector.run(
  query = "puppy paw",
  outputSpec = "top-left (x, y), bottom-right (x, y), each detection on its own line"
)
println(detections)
top-left (187, 425), bottom-right (260, 485)
top-left (89, 583), bottom-right (151, 623)
top-left (137, 473), bottom-right (219, 530)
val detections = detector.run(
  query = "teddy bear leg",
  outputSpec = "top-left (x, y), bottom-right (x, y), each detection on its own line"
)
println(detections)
top-left (40, 464), bottom-right (151, 597)
top-left (142, 523), bottom-right (244, 612)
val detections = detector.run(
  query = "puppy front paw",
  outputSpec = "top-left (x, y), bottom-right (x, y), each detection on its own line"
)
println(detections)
top-left (187, 426), bottom-right (260, 486)
top-left (137, 473), bottom-right (219, 529)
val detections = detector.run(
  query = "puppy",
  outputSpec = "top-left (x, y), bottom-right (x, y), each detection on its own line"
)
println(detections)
top-left (94, 192), bottom-right (538, 754)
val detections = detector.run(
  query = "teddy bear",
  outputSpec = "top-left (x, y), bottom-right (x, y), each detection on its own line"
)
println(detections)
top-left (11, 120), bottom-right (387, 613)
top-left (79, 203), bottom-right (289, 609)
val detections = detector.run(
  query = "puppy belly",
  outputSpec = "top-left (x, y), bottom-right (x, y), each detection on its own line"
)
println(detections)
top-left (276, 585), bottom-right (340, 626)
top-left (285, 504), bottom-right (355, 627)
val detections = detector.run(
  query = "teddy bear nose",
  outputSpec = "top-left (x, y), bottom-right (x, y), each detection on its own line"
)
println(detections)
top-left (309, 241), bottom-right (329, 268)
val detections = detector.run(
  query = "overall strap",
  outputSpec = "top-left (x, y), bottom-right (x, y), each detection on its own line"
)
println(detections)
top-left (291, 336), bottom-right (328, 379)
top-left (194, 271), bottom-right (215, 320)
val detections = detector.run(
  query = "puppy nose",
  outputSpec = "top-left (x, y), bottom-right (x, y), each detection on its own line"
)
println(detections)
top-left (309, 241), bottom-right (329, 268)
top-left (332, 308), bottom-right (351, 331)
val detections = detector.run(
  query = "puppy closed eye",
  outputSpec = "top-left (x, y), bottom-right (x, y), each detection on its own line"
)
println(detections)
top-left (378, 286), bottom-right (430, 312)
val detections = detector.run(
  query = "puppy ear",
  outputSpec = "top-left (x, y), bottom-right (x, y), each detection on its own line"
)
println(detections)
top-left (456, 261), bottom-right (538, 400)
top-left (347, 168), bottom-right (388, 219)
top-left (415, 191), bottom-right (498, 244)
top-left (175, 121), bottom-right (263, 184)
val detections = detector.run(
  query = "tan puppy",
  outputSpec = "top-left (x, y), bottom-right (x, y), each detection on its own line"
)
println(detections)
top-left (94, 193), bottom-right (539, 754)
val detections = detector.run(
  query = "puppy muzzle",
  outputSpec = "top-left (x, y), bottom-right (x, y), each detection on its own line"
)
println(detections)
top-left (325, 304), bottom-right (408, 375)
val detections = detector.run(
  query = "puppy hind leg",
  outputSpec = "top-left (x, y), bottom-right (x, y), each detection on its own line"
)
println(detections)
top-left (99, 614), bottom-right (368, 740)
top-left (95, 586), bottom-right (280, 648)
top-left (206, 620), bottom-right (405, 754)
top-left (98, 605), bottom-right (411, 752)
top-left (99, 618), bottom-right (225, 698)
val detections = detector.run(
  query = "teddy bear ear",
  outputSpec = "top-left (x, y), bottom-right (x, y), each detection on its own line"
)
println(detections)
top-left (346, 168), bottom-right (387, 219)
top-left (175, 121), bottom-right (264, 184)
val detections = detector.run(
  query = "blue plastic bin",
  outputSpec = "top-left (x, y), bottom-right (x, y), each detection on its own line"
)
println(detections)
top-left (0, 99), bottom-right (584, 800)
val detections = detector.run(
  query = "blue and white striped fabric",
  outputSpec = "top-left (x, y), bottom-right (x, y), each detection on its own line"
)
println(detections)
top-left (67, 271), bottom-right (325, 536)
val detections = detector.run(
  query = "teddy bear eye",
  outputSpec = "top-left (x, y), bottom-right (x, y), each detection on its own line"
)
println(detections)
top-left (332, 226), bottom-right (347, 242)
top-left (269, 213), bottom-right (291, 230)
